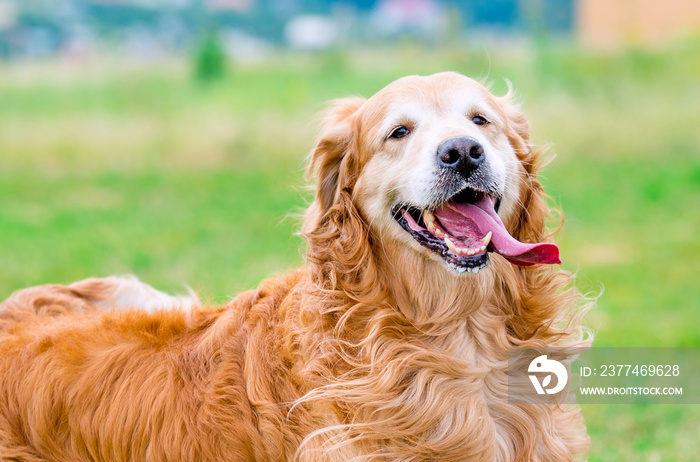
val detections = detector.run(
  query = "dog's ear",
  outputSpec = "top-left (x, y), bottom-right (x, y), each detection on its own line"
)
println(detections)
top-left (496, 86), bottom-right (532, 168)
top-left (304, 97), bottom-right (365, 233)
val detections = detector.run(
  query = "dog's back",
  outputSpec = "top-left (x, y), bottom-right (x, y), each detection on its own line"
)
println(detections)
top-left (0, 274), bottom-right (308, 461)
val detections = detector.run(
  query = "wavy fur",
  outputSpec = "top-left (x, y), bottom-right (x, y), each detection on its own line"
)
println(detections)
top-left (0, 73), bottom-right (591, 462)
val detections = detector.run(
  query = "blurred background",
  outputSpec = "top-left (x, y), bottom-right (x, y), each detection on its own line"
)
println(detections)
top-left (0, 0), bottom-right (698, 460)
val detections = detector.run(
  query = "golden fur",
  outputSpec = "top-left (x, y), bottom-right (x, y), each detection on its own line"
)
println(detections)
top-left (0, 72), bottom-right (591, 461)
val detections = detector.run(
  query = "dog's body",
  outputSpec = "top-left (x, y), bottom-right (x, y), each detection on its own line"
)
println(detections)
top-left (0, 73), bottom-right (590, 461)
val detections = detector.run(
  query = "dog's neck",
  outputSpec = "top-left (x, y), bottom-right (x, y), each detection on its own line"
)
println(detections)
top-left (371, 240), bottom-right (521, 356)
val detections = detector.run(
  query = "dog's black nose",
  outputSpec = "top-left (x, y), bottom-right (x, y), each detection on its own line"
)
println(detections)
top-left (437, 137), bottom-right (484, 177)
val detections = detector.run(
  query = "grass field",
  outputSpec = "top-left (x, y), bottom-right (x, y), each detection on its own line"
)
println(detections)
top-left (1, 42), bottom-right (699, 460)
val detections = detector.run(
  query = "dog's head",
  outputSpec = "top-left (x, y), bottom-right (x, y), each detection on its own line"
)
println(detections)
top-left (305, 72), bottom-right (559, 277)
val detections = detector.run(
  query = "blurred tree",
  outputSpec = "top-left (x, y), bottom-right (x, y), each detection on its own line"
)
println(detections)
top-left (194, 29), bottom-right (227, 83)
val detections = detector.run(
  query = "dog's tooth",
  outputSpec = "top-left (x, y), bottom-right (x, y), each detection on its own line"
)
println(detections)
top-left (481, 231), bottom-right (492, 246)
top-left (444, 236), bottom-right (457, 253)
top-left (423, 209), bottom-right (436, 227)
top-left (434, 228), bottom-right (444, 237)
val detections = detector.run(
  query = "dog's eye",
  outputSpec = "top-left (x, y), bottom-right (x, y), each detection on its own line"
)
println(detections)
top-left (472, 115), bottom-right (489, 126)
top-left (388, 126), bottom-right (410, 139)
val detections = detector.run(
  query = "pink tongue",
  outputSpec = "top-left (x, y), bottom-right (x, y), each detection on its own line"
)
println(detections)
top-left (434, 197), bottom-right (560, 267)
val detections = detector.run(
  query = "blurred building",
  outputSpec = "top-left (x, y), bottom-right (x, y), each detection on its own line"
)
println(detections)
top-left (5, 0), bottom-right (699, 60)
top-left (577, 0), bottom-right (700, 48)
top-left (0, 0), bottom-right (16, 30)
top-left (284, 15), bottom-right (336, 50)
top-left (370, 0), bottom-right (445, 38)
top-left (205, 0), bottom-right (252, 11)
top-left (0, 0), bottom-right (578, 58)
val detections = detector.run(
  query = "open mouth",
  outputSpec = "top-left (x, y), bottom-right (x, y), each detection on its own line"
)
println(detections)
top-left (393, 187), bottom-right (561, 273)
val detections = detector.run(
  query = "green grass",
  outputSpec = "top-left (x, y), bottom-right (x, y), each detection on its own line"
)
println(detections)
top-left (0, 169), bottom-right (306, 304)
top-left (1, 42), bottom-right (699, 460)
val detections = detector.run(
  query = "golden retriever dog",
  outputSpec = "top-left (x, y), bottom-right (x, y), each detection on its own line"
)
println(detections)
top-left (0, 72), bottom-right (591, 461)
